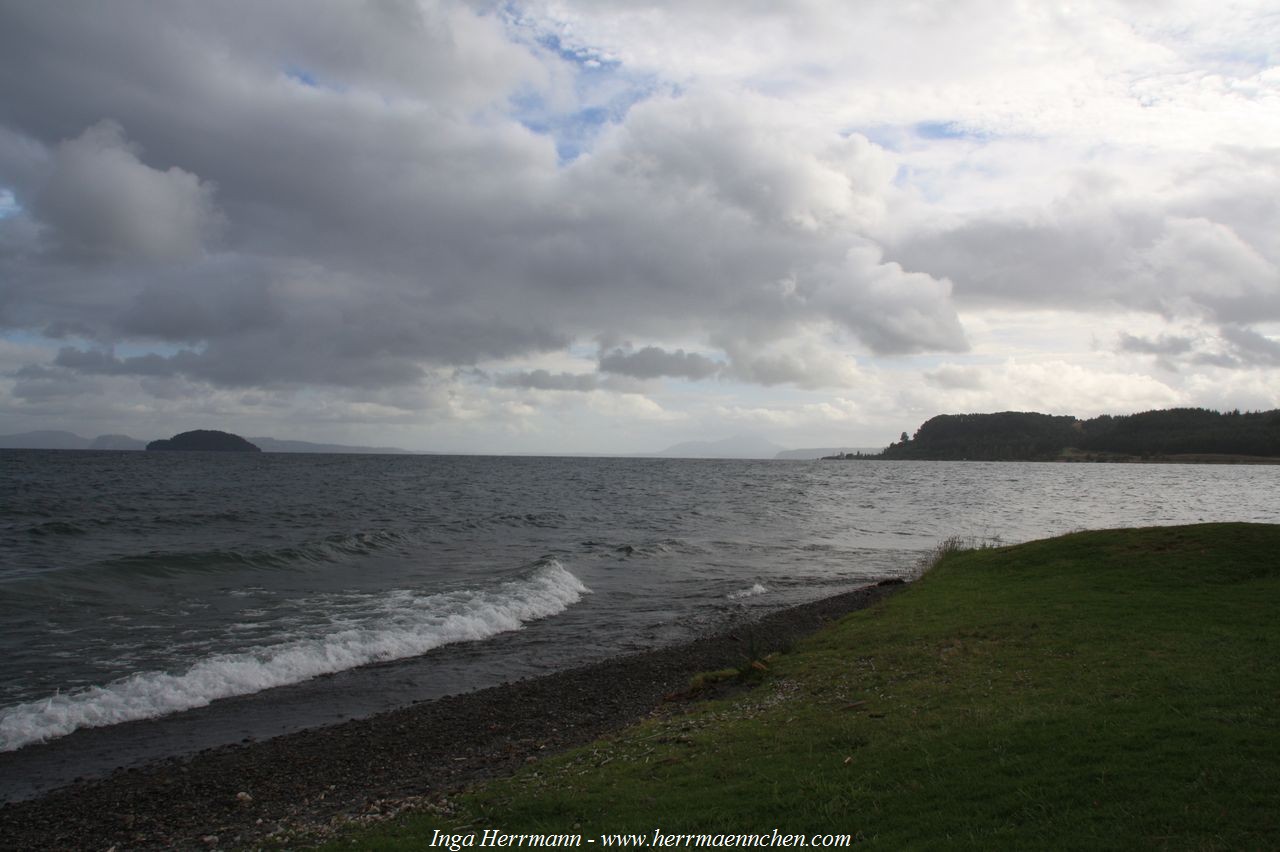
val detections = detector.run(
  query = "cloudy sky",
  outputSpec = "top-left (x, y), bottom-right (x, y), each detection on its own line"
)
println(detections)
top-left (1, 1), bottom-right (1277, 453)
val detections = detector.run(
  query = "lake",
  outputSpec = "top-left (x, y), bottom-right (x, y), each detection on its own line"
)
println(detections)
top-left (1, 450), bottom-right (1276, 798)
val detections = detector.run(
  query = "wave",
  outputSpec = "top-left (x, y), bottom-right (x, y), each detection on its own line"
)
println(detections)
top-left (442, 512), bottom-right (572, 533)
top-left (0, 560), bottom-right (589, 752)
top-left (148, 509), bottom-right (251, 527)
top-left (23, 520), bottom-right (92, 537)
top-left (40, 529), bottom-right (418, 583)
top-left (727, 583), bottom-right (768, 600)
top-left (605, 538), bottom-right (703, 558)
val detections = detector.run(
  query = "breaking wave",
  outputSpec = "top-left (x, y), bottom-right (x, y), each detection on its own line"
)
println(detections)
top-left (0, 560), bottom-right (588, 752)
top-left (728, 583), bottom-right (768, 600)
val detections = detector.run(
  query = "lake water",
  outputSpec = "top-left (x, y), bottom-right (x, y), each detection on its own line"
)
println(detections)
top-left (2, 450), bottom-right (1277, 799)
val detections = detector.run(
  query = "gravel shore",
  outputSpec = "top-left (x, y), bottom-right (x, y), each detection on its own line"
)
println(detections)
top-left (0, 581), bottom-right (901, 850)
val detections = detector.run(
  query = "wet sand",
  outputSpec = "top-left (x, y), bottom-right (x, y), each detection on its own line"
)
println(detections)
top-left (0, 581), bottom-right (901, 850)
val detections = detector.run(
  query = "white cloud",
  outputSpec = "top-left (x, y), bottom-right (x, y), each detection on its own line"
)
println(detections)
top-left (1, 1), bottom-right (1277, 451)
top-left (903, 359), bottom-right (1184, 419)
top-left (714, 397), bottom-right (864, 429)
top-left (586, 391), bottom-right (682, 422)
top-left (717, 332), bottom-right (864, 389)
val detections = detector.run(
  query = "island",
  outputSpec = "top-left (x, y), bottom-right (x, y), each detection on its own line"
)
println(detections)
top-left (0, 430), bottom-right (416, 453)
top-left (146, 430), bottom-right (262, 452)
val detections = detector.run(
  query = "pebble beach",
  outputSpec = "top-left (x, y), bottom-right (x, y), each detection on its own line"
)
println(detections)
top-left (0, 582), bottom-right (901, 851)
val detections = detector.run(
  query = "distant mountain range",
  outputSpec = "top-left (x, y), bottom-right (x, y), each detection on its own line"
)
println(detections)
top-left (774, 447), bottom-right (886, 460)
top-left (644, 436), bottom-right (889, 460)
top-left (0, 430), bottom-right (418, 455)
top-left (250, 437), bottom-right (419, 455)
top-left (0, 430), bottom-right (148, 451)
top-left (1, 429), bottom-right (887, 459)
top-left (644, 434), bottom-right (785, 459)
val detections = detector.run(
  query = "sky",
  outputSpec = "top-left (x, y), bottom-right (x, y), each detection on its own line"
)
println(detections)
top-left (0, 0), bottom-right (1278, 454)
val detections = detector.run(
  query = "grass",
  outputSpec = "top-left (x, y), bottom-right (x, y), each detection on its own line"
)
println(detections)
top-left (317, 523), bottom-right (1280, 850)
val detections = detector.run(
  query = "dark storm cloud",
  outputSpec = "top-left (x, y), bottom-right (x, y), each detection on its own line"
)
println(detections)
top-left (53, 347), bottom-right (189, 377)
top-left (1220, 325), bottom-right (1280, 368)
top-left (1116, 326), bottom-right (1280, 372)
top-left (0, 1), bottom-right (969, 402)
top-left (9, 364), bottom-right (102, 401)
top-left (495, 369), bottom-right (599, 391)
top-left (891, 182), bottom-right (1280, 327)
top-left (598, 346), bottom-right (722, 380)
top-left (1117, 333), bottom-right (1194, 357)
top-left (1192, 352), bottom-right (1243, 369)
top-left (32, 121), bottom-right (222, 262)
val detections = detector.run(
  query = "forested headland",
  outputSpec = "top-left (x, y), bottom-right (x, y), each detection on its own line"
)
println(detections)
top-left (838, 407), bottom-right (1280, 462)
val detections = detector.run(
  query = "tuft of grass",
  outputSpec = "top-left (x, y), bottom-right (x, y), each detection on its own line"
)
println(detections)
top-left (321, 523), bottom-right (1280, 850)
top-left (908, 533), bottom-right (1005, 581)
top-left (684, 667), bottom-right (740, 694)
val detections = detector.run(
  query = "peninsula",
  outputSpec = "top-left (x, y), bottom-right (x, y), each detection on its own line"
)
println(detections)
top-left (829, 407), bottom-right (1280, 463)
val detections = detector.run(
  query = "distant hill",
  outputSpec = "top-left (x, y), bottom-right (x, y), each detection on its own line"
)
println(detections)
top-left (775, 447), bottom-right (885, 460)
top-left (1, 430), bottom-right (145, 450)
top-left (0, 430), bottom-right (419, 454)
top-left (872, 408), bottom-right (1280, 462)
top-left (147, 430), bottom-right (262, 452)
top-left (0, 430), bottom-right (93, 450)
top-left (89, 434), bottom-right (147, 451)
top-left (250, 437), bottom-right (417, 455)
top-left (647, 434), bottom-right (785, 459)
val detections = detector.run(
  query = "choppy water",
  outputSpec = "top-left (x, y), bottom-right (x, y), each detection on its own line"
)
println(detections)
top-left (2, 450), bottom-right (1277, 799)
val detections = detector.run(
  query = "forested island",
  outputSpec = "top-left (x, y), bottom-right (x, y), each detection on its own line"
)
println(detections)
top-left (146, 430), bottom-right (261, 452)
top-left (830, 408), bottom-right (1280, 463)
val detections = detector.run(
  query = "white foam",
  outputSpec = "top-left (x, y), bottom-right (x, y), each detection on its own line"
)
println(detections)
top-left (728, 582), bottom-right (768, 600)
top-left (0, 561), bottom-right (589, 752)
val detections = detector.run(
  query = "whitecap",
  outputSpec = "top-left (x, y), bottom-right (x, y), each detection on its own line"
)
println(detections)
top-left (727, 582), bottom-right (768, 600)
top-left (0, 561), bottom-right (589, 752)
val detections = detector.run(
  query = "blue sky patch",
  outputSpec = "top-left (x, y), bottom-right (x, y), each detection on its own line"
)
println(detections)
top-left (0, 329), bottom-right (195, 364)
top-left (3, 330), bottom-right (52, 349)
top-left (115, 341), bottom-right (192, 359)
top-left (852, 125), bottom-right (906, 152)
top-left (914, 120), bottom-right (986, 141)
top-left (535, 30), bottom-right (618, 74)
top-left (848, 122), bottom-right (992, 151)
top-left (0, 188), bottom-right (20, 218)
top-left (511, 77), bottom-right (656, 164)
top-left (285, 66), bottom-right (320, 87)
top-left (282, 65), bottom-right (347, 93)
top-left (500, 6), bottom-right (660, 164)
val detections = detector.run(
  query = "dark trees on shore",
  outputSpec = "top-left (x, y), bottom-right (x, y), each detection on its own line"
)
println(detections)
top-left (876, 408), bottom-right (1280, 461)
top-left (146, 430), bottom-right (262, 452)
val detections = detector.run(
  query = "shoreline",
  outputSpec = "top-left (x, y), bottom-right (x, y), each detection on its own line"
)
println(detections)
top-left (0, 581), bottom-right (902, 851)
top-left (822, 453), bottom-right (1280, 464)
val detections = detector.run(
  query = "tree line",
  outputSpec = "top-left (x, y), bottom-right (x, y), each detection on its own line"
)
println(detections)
top-left (875, 408), bottom-right (1280, 461)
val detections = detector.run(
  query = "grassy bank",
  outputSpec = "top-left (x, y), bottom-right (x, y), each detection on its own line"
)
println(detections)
top-left (320, 523), bottom-right (1279, 850)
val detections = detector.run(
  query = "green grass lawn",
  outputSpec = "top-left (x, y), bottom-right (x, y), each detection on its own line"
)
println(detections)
top-left (320, 523), bottom-right (1280, 850)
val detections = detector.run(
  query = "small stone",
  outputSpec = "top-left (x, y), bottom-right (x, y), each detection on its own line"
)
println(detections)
top-left (235, 791), bottom-right (253, 804)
